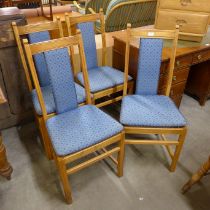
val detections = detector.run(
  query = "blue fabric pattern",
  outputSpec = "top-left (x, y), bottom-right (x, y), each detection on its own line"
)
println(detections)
top-left (44, 48), bottom-right (78, 114)
top-left (77, 66), bottom-right (132, 93)
top-left (136, 38), bottom-right (163, 95)
top-left (120, 95), bottom-right (186, 127)
top-left (78, 22), bottom-right (98, 70)
top-left (46, 105), bottom-right (123, 156)
top-left (28, 31), bottom-right (51, 87)
top-left (31, 83), bottom-right (86, 115)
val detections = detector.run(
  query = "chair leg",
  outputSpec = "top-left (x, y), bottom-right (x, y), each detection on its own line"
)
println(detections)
top-left (117, 131), bottom-right (125, 177)
top-left (38, 116), bottom-right (53, 160)
top-left (170, 128), bottom-right (187, 172)
top-left (56, 157), bottom-right (73, 204)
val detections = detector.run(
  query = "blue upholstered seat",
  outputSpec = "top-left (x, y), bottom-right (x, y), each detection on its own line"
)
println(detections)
top-left (120, 37), bottom-right (187, 128)
top-left (77, 22), bottom-right (132, 93)
top-left (31, 83), bottom-right (86, 115)
top-left (42, 47), bottom-right (123, 156)
top-left (120, 95), bottom-right (186, 127)
top-left (47, 105), bottom-right (123, 156)
top-left (77, 66), bottom-right (132, 92)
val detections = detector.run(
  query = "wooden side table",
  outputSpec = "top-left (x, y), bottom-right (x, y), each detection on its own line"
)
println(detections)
top-left (0, 87), bottom-right (13, 180)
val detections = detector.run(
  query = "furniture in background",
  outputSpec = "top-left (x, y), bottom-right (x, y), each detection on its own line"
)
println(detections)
top-left (24, 34), bottom-right (125, 204)
top-left (112, 25), bottom-right (210, 107)
top-left (120, 25), bottom-right (187, 172)
top-left (73, 0), bottom-right (111, 14)
top-left (155, 0), bottom-right (210, 42)
top-left (66, 12), bottom-right (134, 107)
top-left (182, 156), bottom-right (210, 193)
top-left (0, 87), bottom-right (13, 180)
top-left (92, 0), bottom-right (157, 32)
top-left (0, 7), bottom-right (33, 129)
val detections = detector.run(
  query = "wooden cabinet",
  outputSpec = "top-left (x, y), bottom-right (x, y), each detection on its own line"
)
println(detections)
top-left (155, 0), bottom-right (210, 42)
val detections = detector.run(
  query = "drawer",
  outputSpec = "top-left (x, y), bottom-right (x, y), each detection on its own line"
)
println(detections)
top-left (156, 10), bottom-right (209, 34)
top-left (175, 55), bottom-right (192, 69)
top-left (159, 0), bottom-right (210, 13)
top-left (159, 67), bottom-right (189, 88)
top-left (192, 50), bottom-right (210, 64)
top-left (170, 81), bottom-right (186, 98)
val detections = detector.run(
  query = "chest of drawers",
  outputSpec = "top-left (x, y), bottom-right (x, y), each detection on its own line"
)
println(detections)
top-left (155, 0), bottom-right (210, 42)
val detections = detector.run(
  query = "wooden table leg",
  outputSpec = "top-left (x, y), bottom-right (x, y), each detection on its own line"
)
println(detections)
top-left (182, 156), bottom-right (210, 194)
top-left (0, 134), bottom-right (13, 180)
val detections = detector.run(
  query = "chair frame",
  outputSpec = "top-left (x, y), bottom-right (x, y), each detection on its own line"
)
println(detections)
top-left (12, 19), bottom-right (64, 160)
top-left (65, 11), bottom-right (134, 108)
top-left (123, 24), bottom-right (187, 172)
top-left (23, 34), bottom-right (125, 204)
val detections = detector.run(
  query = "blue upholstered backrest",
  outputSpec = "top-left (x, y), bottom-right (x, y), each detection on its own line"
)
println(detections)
top-left (78, 22), bottom-right (98, 70)
top-left (44, 48), bottom-right (78, 114)
top-left (136, 38), bottom-right (163, 95)
top-left (28, 31), bottom-right (51, 87)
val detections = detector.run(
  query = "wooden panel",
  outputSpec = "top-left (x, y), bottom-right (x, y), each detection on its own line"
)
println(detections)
top-left (175, 54), bottom-right (192, 70)
top-left (192, 49), bottom-right (210, 65)
top-left (159, 0), bottom-right (210, 13)
top-left (156, 10), bottom-right (209, 34)
top-left (170, 81), bottom-right (186, 99)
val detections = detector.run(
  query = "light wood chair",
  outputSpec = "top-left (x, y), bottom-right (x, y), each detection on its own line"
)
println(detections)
top-left (12, 19), bottom-right (87, 160)
top-left (121, 24), bottom-right (187, 172)
top-left (65, 12), bottom-right (134, 107)
top-left (23, 33), bottom-right (125, 204)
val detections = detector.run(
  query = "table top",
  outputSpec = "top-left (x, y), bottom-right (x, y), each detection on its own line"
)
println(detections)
top-left (112, 25), bottom-right (210, 59)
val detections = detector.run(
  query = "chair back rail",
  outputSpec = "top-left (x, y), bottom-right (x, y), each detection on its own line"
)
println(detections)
top-left (12, 19), bottom-right (63, 91)
top-left (123, 24), bottom-right (179, 97)
top-left (23, 33), bottom-right (91, 120)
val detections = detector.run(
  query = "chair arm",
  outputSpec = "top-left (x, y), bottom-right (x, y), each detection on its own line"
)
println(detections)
top-left (88, 7), bottom-right (96, 14)
top-left (73, 0), bottom-right (85, 10)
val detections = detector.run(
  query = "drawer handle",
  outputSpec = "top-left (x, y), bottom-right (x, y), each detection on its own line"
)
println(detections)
top-left (176, 19), bottom-right (187, 27)
top-left (173, 76), bottom-right (177, 81)
top-left (176, 60), bottom-right (180, 66)
top-left (180, 0), bottom-right (191, 6)
top-left (197, 54), bottom-right (202, 60)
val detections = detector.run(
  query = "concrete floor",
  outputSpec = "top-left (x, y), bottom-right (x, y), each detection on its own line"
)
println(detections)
top-left (0, 95), bottom-right (210, 210)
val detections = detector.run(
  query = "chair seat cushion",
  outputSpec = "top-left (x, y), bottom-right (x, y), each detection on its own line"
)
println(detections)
top-left (46, 105), bottom-right (123, 156)
top-left (31, 83), bottom-right (86, 115)
top-left (120, 95), bottom-right (187, 128)
top-left (77, 66), bottom-right (132, 93)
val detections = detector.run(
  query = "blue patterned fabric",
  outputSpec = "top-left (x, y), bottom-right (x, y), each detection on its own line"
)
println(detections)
top-left (28, 31), bottom-right (51, 87)
top-left (136, 38), bottom-right (163, 95)
top-left (31, 83), bottom-right (86, 115)
top-left (47, 105), bottom-right (123, 156)
top-left (120, 95), bottom-right (186, 127)
top-left (44, 48), bottom-right (78, 114)
top-left (78, 22), bottom-right (98, 70)
top-left (77, 66), bottom-right (132, 93)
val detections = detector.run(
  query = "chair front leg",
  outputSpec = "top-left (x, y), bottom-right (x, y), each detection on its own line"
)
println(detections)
top-left (55, 156), bottom-right (73, 204)
top-left (170, 127), bottom-right (187, 172)
top-left (117, 131), bottom-right (125, 177)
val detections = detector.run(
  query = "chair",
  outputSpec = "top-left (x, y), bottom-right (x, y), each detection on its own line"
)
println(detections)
top-left (73, 0), bottom-right (112, 15)
top-left (120, 24), bottom-right (187, 172)
top-left (12, 19), bottom-right (87, 160)
top-left (23, 33), bottom-right (125, 204)
top-left (89, 0), bottom-right (157, 32)
top-left (65, 12), bottom-right (134, 107)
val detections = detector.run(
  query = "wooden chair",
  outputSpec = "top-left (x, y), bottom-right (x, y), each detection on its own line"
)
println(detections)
top-left (121, 24), bottom-right (187, 172)
top-left (12, 19), bottom-right (87, 160)
top-left (23, 33), bottom-right (125, 204)
top-left (65, 12), bottom-right (134, 107)
top-left (182, 156), bottom-right (210, 193)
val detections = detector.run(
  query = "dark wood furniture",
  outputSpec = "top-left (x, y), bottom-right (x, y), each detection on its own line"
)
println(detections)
top-left (182, 156), bottom-right (210, 193)
top-left (112, 26), bottom-right (210, 107)
top-left (0, 87), bottom-right (13, 180)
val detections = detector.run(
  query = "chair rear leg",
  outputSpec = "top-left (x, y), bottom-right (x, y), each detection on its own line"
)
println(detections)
top-left (56, 157), bottom-right (73, 204)
top-left (117, 131), bottom-right (125, 177)
top-left (170, 128), bottom-right (187, 172)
